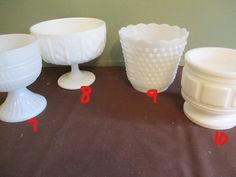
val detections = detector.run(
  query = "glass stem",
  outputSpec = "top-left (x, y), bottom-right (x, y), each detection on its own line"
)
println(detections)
top-left (70, 64), bottom-right (81, 76)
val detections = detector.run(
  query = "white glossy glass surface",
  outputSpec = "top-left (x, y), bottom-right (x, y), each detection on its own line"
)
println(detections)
top-left (0, 34), bottom-right (47, 123)
top-left (119, 23), bottom-right (189, 93)
top-left (30, 17), bottom-right (106, 90)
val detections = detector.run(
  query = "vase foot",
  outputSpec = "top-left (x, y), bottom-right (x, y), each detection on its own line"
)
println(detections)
top-left (183, 102), bottom-right (236, 130)
top-left (57, 70), bottom-right (95, 90)
top-left (0, 88), bottom-right (47, 123)
top-left (131, 84), bottom-right (168, 93)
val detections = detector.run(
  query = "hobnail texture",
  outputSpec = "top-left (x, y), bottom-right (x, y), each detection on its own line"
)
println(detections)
top-left (0, 34), bottom-right (47, 123)
top-left (182, 48), bottom-right (236, 130)
top-left (119, 23), bottom-right (189, 93)
top-left (30, 17), bottom-right (106, 90)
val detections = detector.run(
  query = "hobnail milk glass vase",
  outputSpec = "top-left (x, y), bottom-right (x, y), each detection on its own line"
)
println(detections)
top-left (119, 23), bottom-right (189, 93)
top-left (0, 34), bottom-right (47, 123)
top-left (30, 17), bottom-right (106, 90)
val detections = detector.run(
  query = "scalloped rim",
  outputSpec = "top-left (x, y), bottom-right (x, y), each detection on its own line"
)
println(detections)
top-left (119, 23), bottom-right (189, 45)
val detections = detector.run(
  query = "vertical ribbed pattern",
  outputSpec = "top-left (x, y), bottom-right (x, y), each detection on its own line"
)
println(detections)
top-left (0, 88), bottom-right (46, 123)
top-left (35, 26), bottom-right (106, 65)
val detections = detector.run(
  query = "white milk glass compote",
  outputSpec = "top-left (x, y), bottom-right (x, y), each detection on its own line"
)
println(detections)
top-left (0, 34), bottom-right (47, 123)
top-left (182, 48), bottom-right (236, 130)
top-left (30, 17), bottom-right (106, 90)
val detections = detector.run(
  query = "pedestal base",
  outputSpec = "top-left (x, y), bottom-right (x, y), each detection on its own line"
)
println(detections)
top-left (57, 70), bottom-right (95, 90)
top-left (0, 88), bottom-right (47, 123)
top-left (183, 102), bottom-right (236, 130)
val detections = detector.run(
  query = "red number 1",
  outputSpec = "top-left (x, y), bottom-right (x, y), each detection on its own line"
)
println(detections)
top-left (27, 117), bottom-right (37, 133)
top-left (146, 89), bottom-right (158, 103)
top-left (80, 86), bottom-right (92, 104)
top-left (215, 131), bottom-right (229, 145)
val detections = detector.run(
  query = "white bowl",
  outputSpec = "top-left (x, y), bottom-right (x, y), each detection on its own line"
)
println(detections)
top-left (181, 47), bottom-right (236, 130)
top-left (119, 23), bottom-right (189, 93)
top-left (30, 17), bottom-right (106, 90)
top-left (0, 34), bottom-right (47, 123)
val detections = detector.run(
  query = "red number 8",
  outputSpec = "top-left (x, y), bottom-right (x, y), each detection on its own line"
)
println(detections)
top-left (80, 86), bottom-right (92, 104)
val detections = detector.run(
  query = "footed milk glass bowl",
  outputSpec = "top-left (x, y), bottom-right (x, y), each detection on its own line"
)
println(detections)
top-left (181, 48), bottom-right (236, 130)
top-left (119, 23), bottom-right (189, 93)
top-left (0, 34), bottom-right (47, 123)
top-left (30, 17), bottom-right (106, 90)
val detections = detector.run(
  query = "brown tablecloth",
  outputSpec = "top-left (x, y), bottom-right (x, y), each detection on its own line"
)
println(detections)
top-left (1, 67), bottom-right (236, 177)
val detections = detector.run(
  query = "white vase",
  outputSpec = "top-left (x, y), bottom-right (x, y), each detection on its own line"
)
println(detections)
top-left (181, 47), bottom-right (236, 130)
top-left (119, 23), bottom-right (189, 93)
top-left (0, 34), bottom-right (47, 123)
top-left (30, 17), bottom-right (106, 90)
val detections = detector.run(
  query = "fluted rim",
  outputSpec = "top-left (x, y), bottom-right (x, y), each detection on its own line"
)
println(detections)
top-left (119, 23), bottom-right (189, 45)
top-left (30, 17), bottom-right (106, 37)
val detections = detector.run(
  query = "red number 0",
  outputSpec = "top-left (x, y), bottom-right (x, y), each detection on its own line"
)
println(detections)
top-left (80, 86), bottom-right (92, 104)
